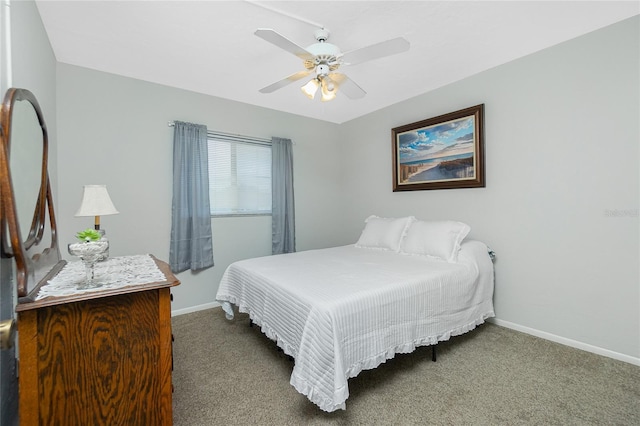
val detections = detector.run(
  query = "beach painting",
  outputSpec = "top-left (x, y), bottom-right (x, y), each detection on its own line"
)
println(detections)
top-left (392, 104), bottom-right (485, 191)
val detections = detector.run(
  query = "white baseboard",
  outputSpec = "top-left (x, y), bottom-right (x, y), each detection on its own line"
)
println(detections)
top-left (171, 301), bottom-right (220, 317)
top-left (489, 318), bottom-right (640, 366)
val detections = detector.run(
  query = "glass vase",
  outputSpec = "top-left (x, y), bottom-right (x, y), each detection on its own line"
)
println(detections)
top-left (68, 241), bottom-right (109, 289)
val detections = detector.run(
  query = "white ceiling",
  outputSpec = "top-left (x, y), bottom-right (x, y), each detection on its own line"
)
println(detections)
top-left (35, 1), bottom-right (639, 124)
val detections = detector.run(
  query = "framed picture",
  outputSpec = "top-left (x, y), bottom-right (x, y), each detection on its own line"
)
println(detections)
top-left (392, 104), bottom-right (485, 191)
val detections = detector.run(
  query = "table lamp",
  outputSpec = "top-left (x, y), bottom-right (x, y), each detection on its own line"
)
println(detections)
top-left (74, 184), bottom-right (119, 233)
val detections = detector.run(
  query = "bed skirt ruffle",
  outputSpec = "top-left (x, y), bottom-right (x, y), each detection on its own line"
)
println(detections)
top-left (220, 296), bottom-right (494, 412)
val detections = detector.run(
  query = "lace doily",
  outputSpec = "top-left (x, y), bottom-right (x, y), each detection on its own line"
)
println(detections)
top-left (37, 254), bottom-right (167, 300)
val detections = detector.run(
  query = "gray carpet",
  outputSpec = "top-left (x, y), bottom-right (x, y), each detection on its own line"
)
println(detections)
top-left (171, 307), bottom-right (639, 425)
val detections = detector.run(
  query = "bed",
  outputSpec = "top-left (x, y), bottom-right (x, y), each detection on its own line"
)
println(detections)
top-left (216, 216), bottom-right (495, 412)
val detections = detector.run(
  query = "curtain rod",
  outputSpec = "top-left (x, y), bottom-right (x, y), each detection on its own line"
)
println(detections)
top-left (168, 121), bottom-right (272, 145)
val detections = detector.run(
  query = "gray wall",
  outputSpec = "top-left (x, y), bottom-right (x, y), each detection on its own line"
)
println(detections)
top-left (1, 1), bottom-right (57, 424)
top-left (339, 16), bottom-right (639, 360)
top-left (9, 0), bottom-right (57, 188)
top-left (56, 64), bottom-right (344, 312)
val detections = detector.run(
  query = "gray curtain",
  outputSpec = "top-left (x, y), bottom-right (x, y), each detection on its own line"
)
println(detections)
top-left (271, 137), bottom-right (295, 254)
top-left (170, 121), bottom-right (214, 273)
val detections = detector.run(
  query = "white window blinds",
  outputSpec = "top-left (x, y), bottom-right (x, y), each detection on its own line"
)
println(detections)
top-left (208, 137), bottom-right (271, 216)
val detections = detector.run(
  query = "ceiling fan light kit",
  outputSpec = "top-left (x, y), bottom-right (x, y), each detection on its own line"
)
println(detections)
top-left (301, 79), bottom-right (319, 99)
top-left (255, 27), bottom-right (409, 102)
top-left (320, 78), bottom-right (337, 102)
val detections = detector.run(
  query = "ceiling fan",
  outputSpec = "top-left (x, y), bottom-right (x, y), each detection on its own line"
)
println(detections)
top-left (255, 28), bottom-right (410, 102)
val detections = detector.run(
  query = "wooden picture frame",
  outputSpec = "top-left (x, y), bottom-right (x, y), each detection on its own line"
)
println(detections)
top-left (392, 104), bottom-right (485, 191)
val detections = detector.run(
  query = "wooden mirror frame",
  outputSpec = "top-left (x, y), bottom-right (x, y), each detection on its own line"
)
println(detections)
top-left (0, 88), bottom-right (61, 298)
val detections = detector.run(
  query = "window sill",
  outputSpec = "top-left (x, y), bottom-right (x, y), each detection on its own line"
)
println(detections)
top-left (211, 213), bottom-right (272, 218)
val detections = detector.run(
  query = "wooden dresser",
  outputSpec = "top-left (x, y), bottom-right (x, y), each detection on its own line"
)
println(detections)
top-left (15, 255), bottom-right (179, 426)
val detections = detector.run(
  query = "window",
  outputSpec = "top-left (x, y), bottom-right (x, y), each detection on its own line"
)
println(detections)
top-left (208, 136), bottom-right (271, 216)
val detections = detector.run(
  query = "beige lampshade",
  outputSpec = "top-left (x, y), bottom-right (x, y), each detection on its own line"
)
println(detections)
top-left (74, 185), bottom-right (119, 217)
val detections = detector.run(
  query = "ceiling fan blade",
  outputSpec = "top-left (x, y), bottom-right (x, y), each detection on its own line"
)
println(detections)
top-left (341, 37), bottom-right (410, 66)
top-left (259, 70), bottom-right (312, 93)
top-left (255, 28), bottom-right (315, 61)
top-left (329, 73), bottom-right (366, 99)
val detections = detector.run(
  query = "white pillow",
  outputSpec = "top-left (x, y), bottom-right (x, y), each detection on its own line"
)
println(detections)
top-left (355, 215), bottom-right (414, 252)
top-left (400, 220), bottom-right (471, 262)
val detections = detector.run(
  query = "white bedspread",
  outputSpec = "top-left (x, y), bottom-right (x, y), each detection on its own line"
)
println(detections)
top-left (216, 240), bottom-right (494, 412)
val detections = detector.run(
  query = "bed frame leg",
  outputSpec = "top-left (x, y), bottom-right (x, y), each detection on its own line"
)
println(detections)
top-left (432, 344), bottom-right (437, 362)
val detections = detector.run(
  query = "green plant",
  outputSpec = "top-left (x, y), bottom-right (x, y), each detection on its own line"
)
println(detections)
top-left (76, 228), bottom-right (101, 242)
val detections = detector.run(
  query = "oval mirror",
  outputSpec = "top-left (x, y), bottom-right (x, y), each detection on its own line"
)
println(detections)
top-left (0, 88), bottom-right (60, 298)
top-left (9, 98), bottom-right (45, 247)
